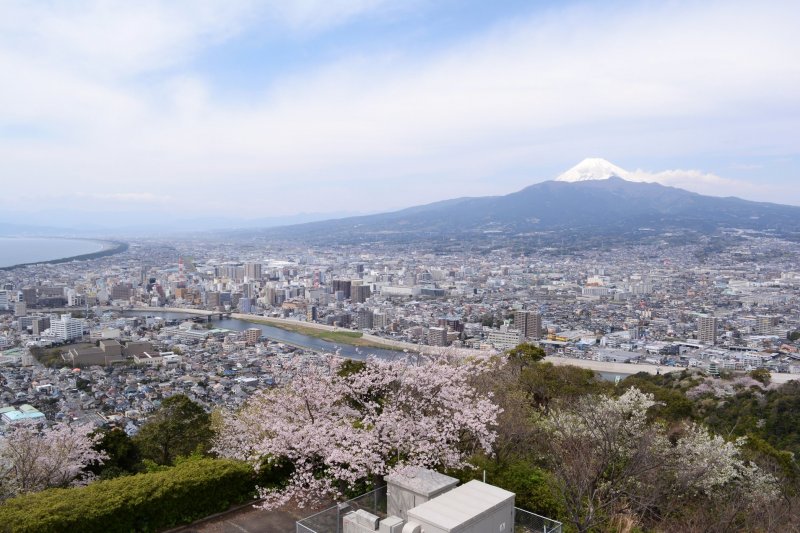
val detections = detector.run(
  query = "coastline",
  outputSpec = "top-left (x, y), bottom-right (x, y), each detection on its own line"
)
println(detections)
top-left (0, 238), bottom-right (129, 271)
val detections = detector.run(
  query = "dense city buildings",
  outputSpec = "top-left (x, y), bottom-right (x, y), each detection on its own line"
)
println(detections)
top-left (2, 232), bottom-right (800, 441)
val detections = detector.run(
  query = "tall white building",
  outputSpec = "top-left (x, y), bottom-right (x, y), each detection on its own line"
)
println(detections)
top-left (50, 314), bottom-right (84, 342)
top-left (0, 290), bottom-right (9, 311)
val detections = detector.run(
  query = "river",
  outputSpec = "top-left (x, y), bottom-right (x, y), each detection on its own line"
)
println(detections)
top-left (121, 311), bottom-right (653, 380)
top-left (0, 237), bottom-right (107, 268)
top-left (123, 311), bottom-right (405, 360)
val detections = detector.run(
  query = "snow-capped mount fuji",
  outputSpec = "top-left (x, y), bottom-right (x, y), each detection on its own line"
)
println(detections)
top-left (249, 159), bottom-right (800, 246)
top-left (555, 158), bottom-right (631, 182)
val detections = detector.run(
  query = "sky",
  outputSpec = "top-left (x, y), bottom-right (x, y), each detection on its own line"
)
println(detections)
top-left (0, 0), bottom-right (798, 228)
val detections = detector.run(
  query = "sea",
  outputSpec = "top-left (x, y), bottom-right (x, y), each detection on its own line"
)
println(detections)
top-left (0, 237), bottom-right (106, 268)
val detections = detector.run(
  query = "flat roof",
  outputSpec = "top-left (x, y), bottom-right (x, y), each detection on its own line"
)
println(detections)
top-left (385, 467), bottom-right (458, 497)
top-left (407, 480), bottom-right (514, 530)
top-left (2, 410), bottom-right (45, 422)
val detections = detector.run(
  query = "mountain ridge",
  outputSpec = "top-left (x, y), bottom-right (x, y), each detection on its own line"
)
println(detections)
top-left (248, 171), bottom-right (800, 246)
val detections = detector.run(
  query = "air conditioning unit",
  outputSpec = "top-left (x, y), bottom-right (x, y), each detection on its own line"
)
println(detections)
top-left (379, 516), bottom-right (405, 533)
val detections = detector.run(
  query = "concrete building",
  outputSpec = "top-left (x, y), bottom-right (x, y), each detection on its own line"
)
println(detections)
top-left (50, 314), bottom-right (84, 342)
top-left (487, 327), bottom-right (522, 350)
top-left (352, 285), bottom-right (371, 303)
top-left (698, 315), bottom-right (718, 345)
top-left (332, 279), bottom-right (352, 300)
top-left (428, 326), bottom-right (448, 346)
top-left (514, 310), bottom-right (542, 340)
top-left (356, 309), bottom-right (374, 330)
top-left (244, 262), bottom-right (263, 281)
top-left (244, 328), bottom-right (260, 345)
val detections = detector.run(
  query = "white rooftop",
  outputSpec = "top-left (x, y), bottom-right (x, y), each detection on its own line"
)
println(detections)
top-left (407, 480), bottom-right (514, 530)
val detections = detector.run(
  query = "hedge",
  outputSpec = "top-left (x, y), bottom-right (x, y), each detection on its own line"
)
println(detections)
top-left (0, 458), bottom-right (256, 533)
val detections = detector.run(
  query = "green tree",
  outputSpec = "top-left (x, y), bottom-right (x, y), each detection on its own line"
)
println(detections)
top-left (750, 368), bottom-right (771, 386)
top-left (506, 343), bottom-right (545, 369)
top-left (89, 427), bottom-right (142, 479)
top-left (518, 362), bottom-right (608, 412)
top-left (133, 395), bottom-right (212, 465)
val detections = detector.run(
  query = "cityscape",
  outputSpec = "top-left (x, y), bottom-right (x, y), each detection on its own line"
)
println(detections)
top-left (3, 226), bottom-right (800, 430)
top-left (1, 1), bottom-right (799, 532)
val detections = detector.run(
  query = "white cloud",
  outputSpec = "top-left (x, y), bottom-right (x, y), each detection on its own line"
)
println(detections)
top-left (628, 169), bottom-right (740, 194)
top-left (0, 1), bottom-right (798, 216)
top-left (625, 169), bottom-right (785, 203)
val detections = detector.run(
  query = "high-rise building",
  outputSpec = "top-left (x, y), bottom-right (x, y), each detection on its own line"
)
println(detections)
top-left (206, 291), bottom-right (221, 308)
top-left (244, 262), bottom-right (263, 281)
top-left (514, 310), bottom-right (542, 340)
top-left (0, 290), bottom-right (9, 311)
top-left (373, 312), bottom-right (387, 330)
top-left (356, 309), bottom-right (374, 330)
top-left (21, 287), bottom-right (37, 306)
top-left (332, 280), bottom-right (352, 299)
top-left (352, 285), bottom-right (371, 303)
top-left (698, 315), bottom-right (718, 345)
top-left (428, 326), bottom-right (448, 347)
top-left (111, 284), bottom-right (132, 301)
top-left (50, 314), bottom-right (84, 341)
top-left (754, 315), bottom-right (777, 335)
top-left (31, 316), bottom-right (51, 336)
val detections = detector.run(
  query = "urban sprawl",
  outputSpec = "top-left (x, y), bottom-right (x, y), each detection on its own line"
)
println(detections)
top-left (2, 234), bottom-right (800, 433)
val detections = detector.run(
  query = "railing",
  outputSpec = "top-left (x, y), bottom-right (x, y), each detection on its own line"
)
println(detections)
top-left (515, 507), bottom-right (563, 533)
top-left (296, 485), bottom-right (387, 533)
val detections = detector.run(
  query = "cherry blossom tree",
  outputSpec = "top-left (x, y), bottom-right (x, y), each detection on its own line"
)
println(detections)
top-left (0, 421), bottom-right (107, 500)
top-left (540, 387), bottom-right (778, 532)
top-left (214, 353), bottom-right (501, 509)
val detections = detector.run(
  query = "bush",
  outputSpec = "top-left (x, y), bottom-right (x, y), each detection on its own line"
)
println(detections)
top-left (450, 457), bottom-right (564, 521)
top-left (0, 458), bottom-right (255, 533)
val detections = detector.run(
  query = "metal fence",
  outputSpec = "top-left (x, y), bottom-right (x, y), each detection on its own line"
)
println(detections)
top-left (296, 486), bottom-right (562, 533)
top-left (296, 485), bottom-right (387, 533)
top-left (515, 507), bottom-right (563, 533)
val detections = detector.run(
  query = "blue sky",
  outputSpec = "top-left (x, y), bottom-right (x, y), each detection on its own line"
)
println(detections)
top-left (0, 0), bottom-right (798, 226)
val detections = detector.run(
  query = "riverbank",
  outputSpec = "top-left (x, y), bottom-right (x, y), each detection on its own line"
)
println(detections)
top-left (229, 313), bottom-right (489, 356)
top-left (0, 238), bottom-right (128, 270)
top-left (544, 355), bottom-right (800, 384)
top-left (544, 356), bottom-right (680, 377)
top-left (232, 316), bottom-right (402, 351)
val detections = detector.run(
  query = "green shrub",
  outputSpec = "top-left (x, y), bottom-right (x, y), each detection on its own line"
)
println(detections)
top-left (0, 458), bottom-right (255, 533)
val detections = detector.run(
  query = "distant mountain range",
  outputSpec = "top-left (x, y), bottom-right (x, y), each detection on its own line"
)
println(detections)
top-left (253, 159), bottom-right (800, 245)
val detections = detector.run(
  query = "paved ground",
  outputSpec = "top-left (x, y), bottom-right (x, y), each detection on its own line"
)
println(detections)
top-left (174, 501), bottom-right (331, 533)
top-left (184, 506), bottom-right (297, 533)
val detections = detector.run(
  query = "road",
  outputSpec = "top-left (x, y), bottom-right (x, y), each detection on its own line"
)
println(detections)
top-left (545, 355), bottom-right (800, 384)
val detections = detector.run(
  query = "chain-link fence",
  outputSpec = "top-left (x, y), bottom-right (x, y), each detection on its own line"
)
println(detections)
top-left (296, 486), bottom-right (562, 533)
top-left (296, 485), bottom-right (387, 533)
top-left (515, 507), bottom-right (563, 533)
